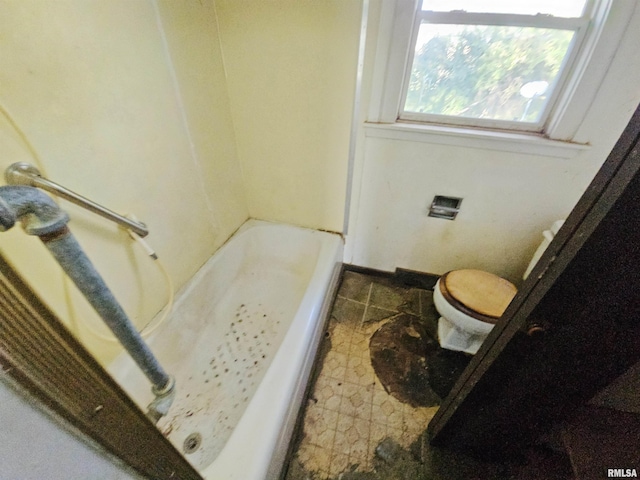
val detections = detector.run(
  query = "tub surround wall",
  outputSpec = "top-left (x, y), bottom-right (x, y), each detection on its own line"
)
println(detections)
top-left (346, 1), bottom-right (640, 284)
top-left (0, 1), bottom-right (248, 363)
top-left (215, 0), bottom-right (362, 233)
top-left (155, 0), bottom-right (248, 235)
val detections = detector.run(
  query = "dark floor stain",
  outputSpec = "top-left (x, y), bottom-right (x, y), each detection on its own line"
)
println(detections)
top-left (286, 432), bottom-right (573, 480)
top-left (369, 314), bottom-right (441, 407)
top-left (287, 437), bottom-right (426, 480)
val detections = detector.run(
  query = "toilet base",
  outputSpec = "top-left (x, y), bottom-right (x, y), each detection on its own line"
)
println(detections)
top-left (437, 317), bottom-right (487, 355)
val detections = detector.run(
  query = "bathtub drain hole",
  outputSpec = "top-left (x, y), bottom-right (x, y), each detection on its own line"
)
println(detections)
top-left (183, 432), bottom-right (202, 454)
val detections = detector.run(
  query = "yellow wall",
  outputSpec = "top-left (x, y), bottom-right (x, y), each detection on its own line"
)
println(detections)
top-left (0, 0), bottom-right (363, 364)
top-left (0, 0), bottom-right (248, 363)
top-left (215, 0), bottom-right (362, 232)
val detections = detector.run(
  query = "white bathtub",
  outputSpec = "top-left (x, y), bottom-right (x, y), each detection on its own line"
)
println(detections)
top-left (110, 220), bottom-right (342, 479)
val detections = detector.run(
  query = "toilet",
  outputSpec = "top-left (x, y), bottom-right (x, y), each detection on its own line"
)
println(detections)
top-left (433, 220), bottom-right (564, 354)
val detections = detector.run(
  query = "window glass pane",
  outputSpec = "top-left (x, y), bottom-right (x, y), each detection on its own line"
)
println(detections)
top-left (421, 1), bottom-right (587, 17)
top-left (403, 24), bottom-right (574, 123)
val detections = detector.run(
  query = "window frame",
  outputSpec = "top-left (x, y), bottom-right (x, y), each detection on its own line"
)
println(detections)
top-left (368, 0), bottom-right (622, 140)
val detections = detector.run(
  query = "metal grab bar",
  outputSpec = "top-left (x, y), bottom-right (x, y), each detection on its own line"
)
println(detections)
top-left (4, 162), bottom-right (148, 237)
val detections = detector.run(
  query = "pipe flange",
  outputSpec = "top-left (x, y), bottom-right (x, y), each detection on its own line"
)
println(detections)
top-left (21, 210), bottom-right (70, 237)
top-left (5, 162), bottom-right (42, 186)
top-left (152, 375), bottom-right (175, 397)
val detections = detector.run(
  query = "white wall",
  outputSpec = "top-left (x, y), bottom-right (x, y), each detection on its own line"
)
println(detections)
top-left (346, 1), bottom-right (640, 284)
top-left (215, 0), bottom-right (362, 232)
top-left (0, 379), bottom-right (140, 479)
top-left (0, 0), bottom-right (248, 364)
top-left (352, 138), bottom-right (599, 282)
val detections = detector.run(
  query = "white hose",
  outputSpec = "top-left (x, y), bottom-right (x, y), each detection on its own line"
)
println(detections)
top-left (0, 101), bottom-right (46, 172)
top-left (0, 99), bottom-right (173, 342)
top-left (84, 248), bottom-right (174, 343)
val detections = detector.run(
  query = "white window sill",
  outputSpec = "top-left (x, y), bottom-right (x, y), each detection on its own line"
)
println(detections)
top-left (364, 122), bottom-right (590, 159)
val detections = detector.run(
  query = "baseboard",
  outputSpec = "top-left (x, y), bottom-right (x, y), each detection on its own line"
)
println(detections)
top-left (394, 268), bottom-right (440, 290)
top-left (342, 264), bottom-right (440, 290)
top-left (342, 263), bottom-right (395, 278)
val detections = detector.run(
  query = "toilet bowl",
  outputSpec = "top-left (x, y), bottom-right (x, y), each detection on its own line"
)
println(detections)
top-left (433, 220), bottom-right (564, 354)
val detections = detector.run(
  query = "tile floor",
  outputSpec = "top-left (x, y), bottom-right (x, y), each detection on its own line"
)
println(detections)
top-left (283, 270), bottom-right (464, 479)
top-left (283, 270), bottom-right (574, 480)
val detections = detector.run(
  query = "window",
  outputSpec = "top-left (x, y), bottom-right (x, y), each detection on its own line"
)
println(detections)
top-left (370, 0), bottom-right (620, 137)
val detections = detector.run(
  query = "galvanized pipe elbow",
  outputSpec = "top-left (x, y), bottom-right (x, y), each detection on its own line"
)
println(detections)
top-left (0, 185), bottom-right (69, 235)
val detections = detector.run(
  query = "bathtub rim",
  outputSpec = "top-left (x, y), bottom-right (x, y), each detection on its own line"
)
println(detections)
top-left (189, 220), bottom-right (343, 479)
top-left (265, 260), bottom-right (343, 479)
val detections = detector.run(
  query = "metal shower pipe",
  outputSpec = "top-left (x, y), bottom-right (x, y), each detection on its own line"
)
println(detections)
top-left (0, 184), bottom-right (174, 421)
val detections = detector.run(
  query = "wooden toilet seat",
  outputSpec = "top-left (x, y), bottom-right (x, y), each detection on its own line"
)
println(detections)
top-left (438, 269), bottom-right (517, 324)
